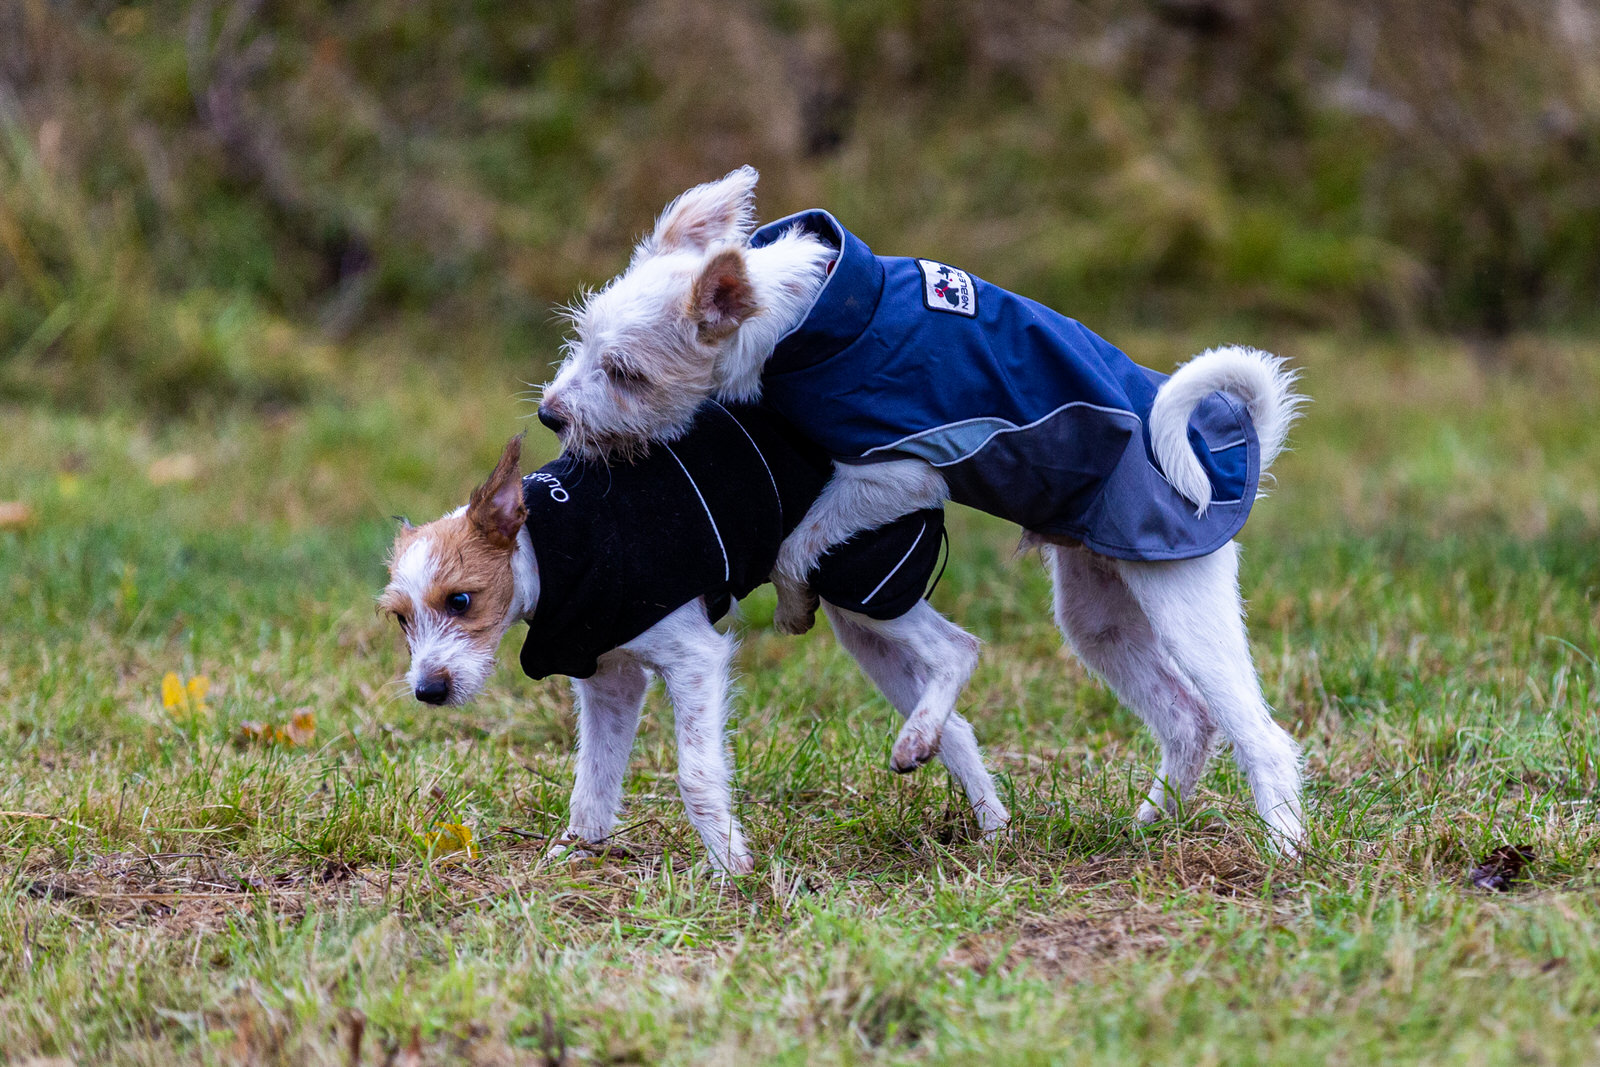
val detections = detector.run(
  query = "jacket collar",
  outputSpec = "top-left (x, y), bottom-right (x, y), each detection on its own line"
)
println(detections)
top-left (518, 456), bottom-right (605, 679)
top-left (750, 210), bottom-right (885, 375)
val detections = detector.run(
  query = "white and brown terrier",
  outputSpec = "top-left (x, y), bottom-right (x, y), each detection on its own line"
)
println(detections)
top-left (380, 406), bottom-right (1010, 875)
top-left (538, 167), bottom-right (1309, 852)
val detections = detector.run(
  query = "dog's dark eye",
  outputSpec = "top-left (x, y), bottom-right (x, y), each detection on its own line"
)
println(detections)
top-left (445, 592), bottom-right (471, 615)
top-left (603, 361), bottom-right (649, 389)
top-left (395, 613), bottom-right (409, 632)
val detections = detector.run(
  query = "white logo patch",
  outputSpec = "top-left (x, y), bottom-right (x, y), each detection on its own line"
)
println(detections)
top-left (525, 472), bottom-right (570, 503)
top-left (917, 259), bottom-right (977, 317)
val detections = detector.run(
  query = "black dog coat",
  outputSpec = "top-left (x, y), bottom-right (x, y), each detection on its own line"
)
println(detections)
top-left (518, 402), bottom-right (943, 680)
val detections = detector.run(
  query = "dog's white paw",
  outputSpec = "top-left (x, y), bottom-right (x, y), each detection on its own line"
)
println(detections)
top-left (1135, 800), bottom-right (1166, 826)
top-left (1265, 817), bottom-right (1305, 860)
top-left (1270, 835), bottom-right (1302, 861)
top-left (713, 850), bottom-right (755, 877)
top-left (546, 834), bottom-right (601, 862)
top-left (890, 718), bottom-right (942, 774)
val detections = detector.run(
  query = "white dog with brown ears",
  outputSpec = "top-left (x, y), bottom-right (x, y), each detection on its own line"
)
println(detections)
top-left (540, 166), bottom-right (1309, 853)
top-left (380, 405), bottom-right (1011, 875)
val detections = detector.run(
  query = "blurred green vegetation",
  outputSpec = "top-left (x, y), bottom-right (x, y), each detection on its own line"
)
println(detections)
top-left (2, 0), bottom-right (1599, 409)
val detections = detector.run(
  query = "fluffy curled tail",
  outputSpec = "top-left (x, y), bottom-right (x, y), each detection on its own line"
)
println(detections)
top-left (1149, 345), bottom-right (1306, 516)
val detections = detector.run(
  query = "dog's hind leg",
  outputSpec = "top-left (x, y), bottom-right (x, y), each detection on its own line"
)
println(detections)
top-left (824, 602), bottom-right (1010, 836)
top-left (1114, 542), bottom-right (1305, 854)
top-left (559, 651), bottom-right (650, 858)
top-left (822, 601), bottom-right (975, 776)
top-left (874, 606), bottom-right (978, 776)
top-left (1046, 544), bottom-right (1218, 827)
top-left (627, 600), bottom-right (754, 875)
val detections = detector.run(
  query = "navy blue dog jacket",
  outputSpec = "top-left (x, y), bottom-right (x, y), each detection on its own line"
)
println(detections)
top-left (518, 402), bottom-right (943, 680)
top-left (748, 210), bottom-right (1262, 562)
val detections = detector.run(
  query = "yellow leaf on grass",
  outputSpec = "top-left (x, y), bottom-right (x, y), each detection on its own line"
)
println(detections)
top-left (421, 822), bottom-right (478, 861)
top-left (161, 672), bottom-right (184, 710)
top-left (162, 671), bottom-right (211, 717)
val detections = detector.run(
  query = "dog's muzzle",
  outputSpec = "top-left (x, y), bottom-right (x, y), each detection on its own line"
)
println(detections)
top-left (414, 675), bottom-right (451, 705)
top-left (537, 404), bottom-right (566, 434)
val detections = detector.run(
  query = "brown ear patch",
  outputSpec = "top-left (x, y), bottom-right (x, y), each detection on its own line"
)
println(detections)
top-left (467, 435), bottom-right (527, 549)
top-left (690, 248), bottom-right (758, 342)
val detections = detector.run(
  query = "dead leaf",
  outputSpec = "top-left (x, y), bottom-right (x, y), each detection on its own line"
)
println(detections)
top-left (237, 709), bottom-right (315, 747)
top-left (0, 501), bottom-right (34, 529)
top-left (284, 708), bottom-right (316, 745)
top-left (1469, 844), bottom-right (1536, 891)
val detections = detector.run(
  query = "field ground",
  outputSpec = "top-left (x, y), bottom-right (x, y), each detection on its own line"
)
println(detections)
top-left (2, 331), bottom-right (1599, 1064)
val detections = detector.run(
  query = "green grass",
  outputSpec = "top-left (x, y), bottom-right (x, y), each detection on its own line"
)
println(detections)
top-left (2, 333), bottom-right (1599, 1064)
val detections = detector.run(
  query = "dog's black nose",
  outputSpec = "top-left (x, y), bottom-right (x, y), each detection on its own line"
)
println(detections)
top-left (537, 404), bottom-right (566, 434)
top-left (415, 676), bottom-right (450, 705)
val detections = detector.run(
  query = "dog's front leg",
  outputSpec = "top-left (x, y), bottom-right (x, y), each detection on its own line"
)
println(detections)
top-left (773, 459), bottom-right (949, 635)
top-left (627, 600), bottom-right (753, 875)
top-left (555, 651), bottom-right (650, 859)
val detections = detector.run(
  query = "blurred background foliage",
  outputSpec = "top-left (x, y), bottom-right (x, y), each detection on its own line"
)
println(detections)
top-left (2, 0), bottom-right (1599, 410)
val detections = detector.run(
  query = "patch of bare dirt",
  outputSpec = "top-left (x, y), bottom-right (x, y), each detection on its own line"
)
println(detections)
top-left (6, 832), bottom-right (692, 935)
top-left (946, 907), bottom-right (1185, 980)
